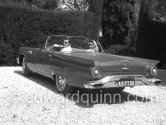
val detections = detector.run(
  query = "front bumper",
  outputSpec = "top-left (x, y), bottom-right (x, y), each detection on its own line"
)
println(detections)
top-left (84, 75), bottom-right (161, 89)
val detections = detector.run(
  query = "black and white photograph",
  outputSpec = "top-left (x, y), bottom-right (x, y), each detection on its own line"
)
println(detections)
top-left (0, 0), bottom-right (166, 124)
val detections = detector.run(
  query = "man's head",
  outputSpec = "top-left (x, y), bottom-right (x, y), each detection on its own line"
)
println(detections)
top-left (63, 39), bottom-right (70, 47)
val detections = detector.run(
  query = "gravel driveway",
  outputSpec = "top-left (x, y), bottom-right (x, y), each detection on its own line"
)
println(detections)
top-left (0, 67), bottom-right (166, 125)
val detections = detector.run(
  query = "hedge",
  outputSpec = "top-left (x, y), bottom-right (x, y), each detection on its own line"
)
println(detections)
top-left (136, 19), bottom-right (166, 66)
top-left (136, 0), bottom-right (166, 67)
top-left (106, 44), bottom-right (136, 56)
top-left (0, 4), bottom-right (97, 65)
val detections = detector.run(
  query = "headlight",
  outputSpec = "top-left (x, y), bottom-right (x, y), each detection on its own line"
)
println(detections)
top-left (91, 67), bottom-right (101, 78)
top-left (151, 67), bottom-right (158, 75)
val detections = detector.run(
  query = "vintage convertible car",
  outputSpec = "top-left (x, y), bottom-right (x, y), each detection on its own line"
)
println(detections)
top-left (18, 35), bottom-right (161, 94)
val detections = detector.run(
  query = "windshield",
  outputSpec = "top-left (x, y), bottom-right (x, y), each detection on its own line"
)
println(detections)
top-left (45, 35), bottom-right (104, 53)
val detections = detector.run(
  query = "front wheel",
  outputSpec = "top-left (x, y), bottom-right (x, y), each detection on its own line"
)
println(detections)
top-left (55, 75), bottom-right (73, 95)
top-left (22, 57), bottom-right (31, 76)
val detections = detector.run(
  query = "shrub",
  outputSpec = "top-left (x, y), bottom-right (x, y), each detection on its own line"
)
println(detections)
top-left (105, 44), bottom-right (136, 56)
top-left (37, 0), bottom-right (58, 10)
top-left (0, 4), bottom-right (97, 65)
top-left (136, 0), bottom-right (166, 67)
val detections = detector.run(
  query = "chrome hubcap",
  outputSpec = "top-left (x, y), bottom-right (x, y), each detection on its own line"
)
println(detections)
top-left (56, 75), bottom-right (67, 91)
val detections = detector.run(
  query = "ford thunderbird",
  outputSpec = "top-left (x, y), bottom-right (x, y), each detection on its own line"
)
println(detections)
top-left (17, 35), bottom-right (161, 94)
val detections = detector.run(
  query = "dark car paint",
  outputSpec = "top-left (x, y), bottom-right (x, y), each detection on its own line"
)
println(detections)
top-left (19, 46), bottom-right (159, 88)
top-left (55, 51), bottom-right (158, 77)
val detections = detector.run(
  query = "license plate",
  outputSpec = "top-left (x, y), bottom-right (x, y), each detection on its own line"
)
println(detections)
top-left (117, 78), bottom-right (135, 87)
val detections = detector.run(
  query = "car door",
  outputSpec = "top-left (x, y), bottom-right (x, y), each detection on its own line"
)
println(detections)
top-left (35, 47), bottom-right (68, 78)
top-left (33, 47), bottom-right (51, 77)
top-left (26, 48), bottom-right (36, 72)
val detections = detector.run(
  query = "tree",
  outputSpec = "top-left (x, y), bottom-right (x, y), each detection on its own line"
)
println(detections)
top-left (87, 0), bottom-right (104, 40)
top-left (153, 0), bottom-right (166, 17)
top-left (59, 0), bottom-right (89, 11)
top-left (101, 0), bottom-right (137, 49)
top-left (42, 0), bottom-right (58, 10)
top-left (136, 0), bottom-right (155, 58)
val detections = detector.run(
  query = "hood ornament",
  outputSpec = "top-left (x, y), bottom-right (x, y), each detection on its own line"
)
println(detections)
top-left (122, 64), bottom-right (129, 70)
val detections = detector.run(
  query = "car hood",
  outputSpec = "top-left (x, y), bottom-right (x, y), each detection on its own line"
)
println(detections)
top-left (63, 52), bottom-right (159, 72)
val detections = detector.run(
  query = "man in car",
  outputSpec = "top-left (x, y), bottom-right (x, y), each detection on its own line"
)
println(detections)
top-left (60, 39), bottom-right (72, 53)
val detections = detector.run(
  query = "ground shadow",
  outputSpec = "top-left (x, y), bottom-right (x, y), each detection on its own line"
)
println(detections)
top-left (156, 69), bottom-right (166, 86)
top-left (71, 88), bottom-right (151, 108)
top-left (14, 70), bottom-right (151, 108)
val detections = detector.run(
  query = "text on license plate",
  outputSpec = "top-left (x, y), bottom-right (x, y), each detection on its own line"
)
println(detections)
top-left (117, 81), bottom-right (135, 87)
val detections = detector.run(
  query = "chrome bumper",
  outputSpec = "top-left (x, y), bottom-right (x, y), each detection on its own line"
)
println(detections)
top-left (84, 75), bottom-right (161, 89)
